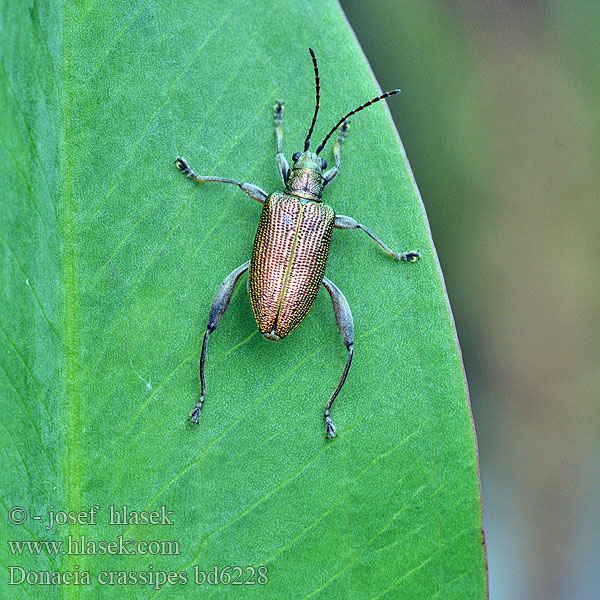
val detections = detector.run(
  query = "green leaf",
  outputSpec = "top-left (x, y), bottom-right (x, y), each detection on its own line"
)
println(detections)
top-left (1, 1), bottom-right (487, 598)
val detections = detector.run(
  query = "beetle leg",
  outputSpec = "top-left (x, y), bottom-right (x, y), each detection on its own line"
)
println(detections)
top-left (274, 101), bottom-right (289, 184)
top-left (322, 276), bottom-right (355, 439)
top-left (323, 120), bottom-right (350, 187)
top-left (175, 157), bottom-right (268, 204)
top-left (188, 261), bottom-right (251, 424)
top-left (334, 214), bottom-right (420, 262)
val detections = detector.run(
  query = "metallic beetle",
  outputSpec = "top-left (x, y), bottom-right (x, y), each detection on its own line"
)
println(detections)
top-left (175, 48), bottom-right (419, 438)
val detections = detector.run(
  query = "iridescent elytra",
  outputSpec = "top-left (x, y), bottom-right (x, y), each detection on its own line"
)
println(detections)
top-left (175, 48), bottom-right (420, 438)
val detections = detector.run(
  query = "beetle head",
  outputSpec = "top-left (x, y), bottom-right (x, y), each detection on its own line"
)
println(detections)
top-left (291, 151), bottom-right (327, 173)
top-left (285, 151), bottom-right (327, 201)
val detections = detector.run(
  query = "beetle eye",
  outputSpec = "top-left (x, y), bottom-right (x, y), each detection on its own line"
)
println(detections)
top-left (321, 159), bottom-right (327, 170)
top-left (292, 152), bottom-right (301, 161)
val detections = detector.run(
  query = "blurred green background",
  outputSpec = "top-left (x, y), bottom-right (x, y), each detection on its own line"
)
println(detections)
top-left (339, 1), bottom-right (599, 598)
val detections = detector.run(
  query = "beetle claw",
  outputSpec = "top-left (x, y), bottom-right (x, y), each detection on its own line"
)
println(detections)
top-left (188, 397), bottom-right (204, 424)
top-left (325, 415), bottom-right (337, 439)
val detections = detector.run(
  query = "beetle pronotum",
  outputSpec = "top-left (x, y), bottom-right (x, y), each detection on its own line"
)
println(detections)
top-left (175, 48), bottom-right (419, 438)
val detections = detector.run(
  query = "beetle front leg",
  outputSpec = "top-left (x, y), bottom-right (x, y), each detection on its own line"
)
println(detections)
top-left (175, 157), bottom-right (268, 204)
top-left (334, 214), bottom-right (420, 262)
top-left (322, 277), bottom-right (355, 439)
top-left (323, 120), bottom-right (350, 187)
top-left (188, 261), bottom-right (251, 424)
top-left (274, 101), bottom-right (289, 184)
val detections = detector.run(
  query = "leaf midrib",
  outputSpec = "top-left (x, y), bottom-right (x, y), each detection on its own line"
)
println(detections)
top-left (58, 5), bottom-right (82, 599)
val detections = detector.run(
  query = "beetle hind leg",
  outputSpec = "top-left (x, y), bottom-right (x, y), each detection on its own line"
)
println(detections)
top-left (322, 277), bottom-right (355, 438)
top-left (188, 261), bottom-right (250, 425)
top-left (188, 329), bottom-right (209, 423)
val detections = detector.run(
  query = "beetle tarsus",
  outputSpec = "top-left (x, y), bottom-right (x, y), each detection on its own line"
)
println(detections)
top-left (188, 397), bottom-right (204, 424)
top-left (175, 156), bottom-right (193, 177)
top-left (339, 120), bottom-right (350, 138)
top-left (397, 251), bottom-right (420, 262)
top-left (274, 101), bottom-right (285, 119)
top-left (324, 410), bottom-right (337, 439)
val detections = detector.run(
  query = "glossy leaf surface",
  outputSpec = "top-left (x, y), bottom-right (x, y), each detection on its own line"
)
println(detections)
top-left (0, 1), bottom-right (486, 597)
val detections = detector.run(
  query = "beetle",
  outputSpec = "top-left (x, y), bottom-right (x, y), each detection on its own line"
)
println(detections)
top-left (175, 48), bottom-right (419, 438)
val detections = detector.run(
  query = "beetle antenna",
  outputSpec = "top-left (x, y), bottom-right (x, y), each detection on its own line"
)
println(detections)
top-left (315, 89), bottom-right (400, 155)
top-left (304, 48), bottom-right (320, 152)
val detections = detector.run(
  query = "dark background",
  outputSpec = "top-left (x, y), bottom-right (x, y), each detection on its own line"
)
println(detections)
top-left (339, 1), bottom-right (599, 598)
